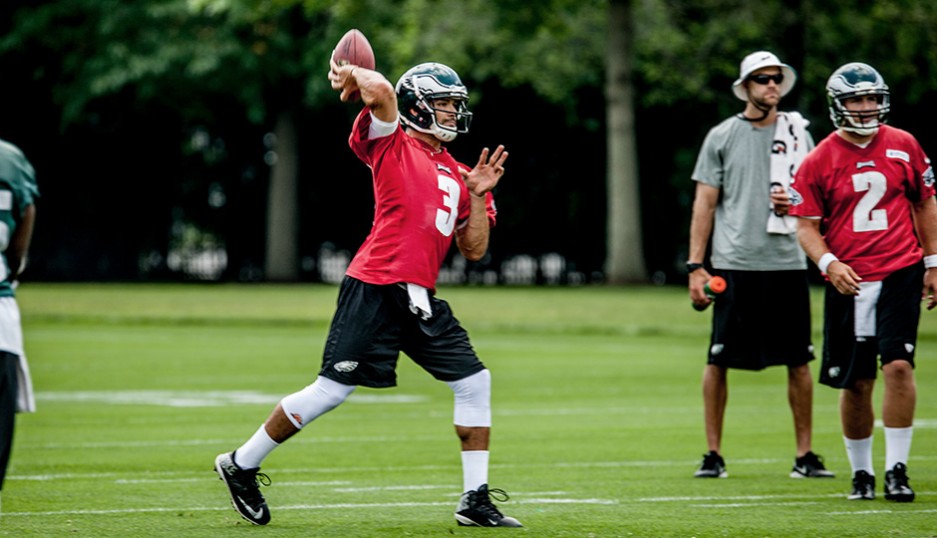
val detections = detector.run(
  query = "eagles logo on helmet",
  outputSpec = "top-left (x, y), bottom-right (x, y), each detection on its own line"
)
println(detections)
top-left (395, 63), bottom-right (472, 142)
top-left (826, 62), bottom-right (890, 136)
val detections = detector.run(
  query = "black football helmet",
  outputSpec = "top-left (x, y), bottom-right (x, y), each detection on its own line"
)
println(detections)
top-left (395, 63), bottom-right (472, 142)
top-left (826, 62), bottom-right (890, 136)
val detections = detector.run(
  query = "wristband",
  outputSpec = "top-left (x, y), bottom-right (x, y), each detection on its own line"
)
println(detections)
top-left (925, 254), bottom-right (937, 269)
top-left (818, 252), bottom-right (838, 274)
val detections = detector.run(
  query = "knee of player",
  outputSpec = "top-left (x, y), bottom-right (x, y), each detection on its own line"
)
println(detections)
top-left (447, 369), bottom-right (492, 427)
top-left (280, 376), bottom-right (355, 429)
top-left (883, 358), bottom-right (915, 379)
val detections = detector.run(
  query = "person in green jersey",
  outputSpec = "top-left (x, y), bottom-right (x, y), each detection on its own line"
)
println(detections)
top-left (0, 137), bottom-right (38, 510)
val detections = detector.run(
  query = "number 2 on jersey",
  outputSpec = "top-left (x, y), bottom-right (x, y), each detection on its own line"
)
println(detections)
top-left (852, 171), bottom-right (887, 232)
top-left (435, 175), bottom-right (461, 236)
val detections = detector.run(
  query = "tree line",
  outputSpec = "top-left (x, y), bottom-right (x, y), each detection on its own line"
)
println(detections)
top-left (1, 0), bottom-right (935, 284)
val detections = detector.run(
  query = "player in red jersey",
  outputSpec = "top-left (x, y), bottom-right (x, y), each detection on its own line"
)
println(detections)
top-left (790, 62), bottom-right (937, 503)
top-left (213, 58), bottom-right (520, 528)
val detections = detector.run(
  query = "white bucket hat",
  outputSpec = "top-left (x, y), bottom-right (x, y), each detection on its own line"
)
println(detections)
top-left (732, 51), bottom-right (796, 101)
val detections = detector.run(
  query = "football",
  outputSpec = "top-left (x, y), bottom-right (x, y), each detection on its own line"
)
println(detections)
top-left (332, 28), bottom-right (375, 71)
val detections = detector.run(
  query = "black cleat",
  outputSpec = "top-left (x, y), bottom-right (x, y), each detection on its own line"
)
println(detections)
top-left (848, 470), bottom-right (875, 500)
top-left (790, 451), bottom-right (835, 478)
top-left (694, 451), bottom-right (727, 478)
top-left (884, 463), bottom-right (915, 502)
top-left (214, 451), bottom-right (272, 525)
top-left (455, 484), bottom-right (523, 527)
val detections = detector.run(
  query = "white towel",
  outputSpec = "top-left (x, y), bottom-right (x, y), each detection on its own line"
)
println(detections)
top-left (853, 281), bottom-right (882, 340)
top-left (767, 112), bottom-right (809, 234)
top-left (15, 352), bottom-right (35, 413)
top-left (0, 297), bottom-right (35, 413)
top-left (406, 283), bottom-right (432, 320)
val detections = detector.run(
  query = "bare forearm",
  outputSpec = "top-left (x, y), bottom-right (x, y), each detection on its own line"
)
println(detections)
top-left (7, 204), bottom-right (35, 279)
top-left (914, 197), bottom-right (937, 310)
top-left (688, 200), bottom-right (714, 263)
top-left (912, 196), bottom-right (937, 256)
top-left (456, 195), bottom-right (490, 262)
top-left (796, 218), bottom-right (830, 264)
top-left (348, 67), bottom-right (396, 122)
top-left (797, 216), bottom-right (861, 295)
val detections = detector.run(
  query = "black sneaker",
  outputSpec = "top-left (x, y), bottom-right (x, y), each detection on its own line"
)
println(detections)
top-left (214, 451), bottom-right (272, 525)
top-left (848, 470), bottom-right (875, 500)
top-left (455, 484), bottom-right (523, 527)
top-left (790, 451), bottom-right (835, 478)
top-left (884, 463), bottom-right (915, 502)
top-left (694, 451), bottom-right (727, 478)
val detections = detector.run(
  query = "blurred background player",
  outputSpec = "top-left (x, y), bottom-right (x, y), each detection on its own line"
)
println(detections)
top-left (0, 137), bottom-right (39, 511)
top-left (213, 57), bottom-right (521, 528)
top-left (791, 62), bottom-right (937, 502)
top-left (687, 51), bottom-right (832, 479)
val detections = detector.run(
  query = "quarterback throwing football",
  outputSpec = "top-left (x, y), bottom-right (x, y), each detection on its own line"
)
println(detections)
top-left (213, 54), bottom-right (520, 528)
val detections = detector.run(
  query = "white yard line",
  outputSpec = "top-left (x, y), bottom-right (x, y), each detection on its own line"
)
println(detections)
top-left (27, 434), bottom-right (442, 450)
top-left (642, 492), bottom-right (936, 503)
top-left (36, 390), bottom-right (426, 407)
top-left (11, 454), bottom-right (937, 482)
top-left (1, 497), bottom-right (617, 518)
top-left (826, 508), bottom-right (937, 515)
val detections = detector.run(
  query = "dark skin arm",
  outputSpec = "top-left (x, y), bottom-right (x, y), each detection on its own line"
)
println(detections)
top-left (7, 204), bottom-right (36, 281)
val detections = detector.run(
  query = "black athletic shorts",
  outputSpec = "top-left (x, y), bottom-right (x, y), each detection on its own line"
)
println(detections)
top-left (707, 269), bottom-right (815, 370)
top-left (319, 276), bottom-right (486, 388)
top-left (1, 350), bottom-right (18, 489)
top-left (819, 262), bottom-right (922, 389)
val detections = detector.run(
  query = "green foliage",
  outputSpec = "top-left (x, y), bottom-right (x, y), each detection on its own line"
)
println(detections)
top-left (805, 0), bottom-right (937, 105)
top-left (634, 0), bottom-right (799, 107)
top-left (2, 0), bottom-right (608, 127)
top-left (6, 0), bottom-right (937, 127)
top-left (2, 0), bottom-right (318, 126)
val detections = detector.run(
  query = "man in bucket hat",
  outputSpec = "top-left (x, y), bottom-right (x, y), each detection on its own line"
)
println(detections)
top-left (687, 51), bottom-right (833, 479)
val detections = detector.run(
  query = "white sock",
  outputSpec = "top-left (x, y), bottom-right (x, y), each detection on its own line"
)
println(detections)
top-left (234, 424), bottom-right (279, 470)
top-left (844, 435), bottom-right (874, 476)
top-left (884, 426), bottom-right (913, 472)
top-left (461, 450), bottom-right (489, 492)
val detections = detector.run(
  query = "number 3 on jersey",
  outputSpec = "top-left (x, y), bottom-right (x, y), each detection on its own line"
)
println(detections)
top-left (852, 171), bottom-right (887, 232)
top-left (435, 175), bottom-right (461, 236)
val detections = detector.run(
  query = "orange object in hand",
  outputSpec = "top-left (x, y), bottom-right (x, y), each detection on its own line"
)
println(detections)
top-left (693, 276), bottom-right (727, 311)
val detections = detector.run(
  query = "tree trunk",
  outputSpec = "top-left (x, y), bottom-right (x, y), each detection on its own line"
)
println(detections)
top-left (264, 111), bottom-right (299, 281)
top-left (605, 0), bottom-right (645, 284)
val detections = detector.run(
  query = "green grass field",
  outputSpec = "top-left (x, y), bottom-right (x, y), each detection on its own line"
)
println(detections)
top-left (2, 283), bottom-right (935, 537)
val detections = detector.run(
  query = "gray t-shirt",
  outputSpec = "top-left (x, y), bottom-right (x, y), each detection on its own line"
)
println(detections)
top-left (691, 115), bottom-right (813, 270)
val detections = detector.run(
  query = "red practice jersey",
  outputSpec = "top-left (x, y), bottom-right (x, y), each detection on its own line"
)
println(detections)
top-left (790, 125), bottom-right (936, 281)
top-left (345, 109), bottom-right (496, 291)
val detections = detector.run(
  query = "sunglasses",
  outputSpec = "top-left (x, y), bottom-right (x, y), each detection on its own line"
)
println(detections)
top-left (748, 73), bottom-right (784, 85)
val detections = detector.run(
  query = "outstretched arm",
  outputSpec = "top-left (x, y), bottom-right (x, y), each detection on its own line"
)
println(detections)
top-left (328, 58), bottom-right (397, 123)
top-left (456, 146), bottom-right (507, 261)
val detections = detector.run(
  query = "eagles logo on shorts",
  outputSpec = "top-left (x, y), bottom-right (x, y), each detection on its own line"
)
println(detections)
top-left (333, 361), bottom-right (358, 373)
